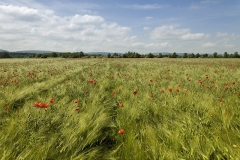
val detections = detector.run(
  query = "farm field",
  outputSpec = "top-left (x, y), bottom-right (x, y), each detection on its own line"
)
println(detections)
top-left (0, 58), bottom-right (240, 159)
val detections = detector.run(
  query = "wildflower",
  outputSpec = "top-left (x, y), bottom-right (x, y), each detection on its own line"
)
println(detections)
top-left (118, 129), bottom-right (125, 134)
top-left (219, 98), bottom-right (224, 102)
top-left (168, 88), bottom-right (172, 92)
top-left (150, 93), bottom-right (154, 98)
top-left (119, 102), bottom-right (123, 107)
top-left (49, 98), bottom-right (54, 103)
top-left (133, 90), bottom-right (138, 95)
top-left (112, 91), bottom-right (116, 95)
top-left (5, 106), bottom-right (10, 110)
top-left (176, 88), bottom-right (180, 92)
top-left (74, 99), bottom-right (78, 103)
top-left (75, 107), bottom-right (80, 111)
top-left (161, 89), bottom-right (165, 93)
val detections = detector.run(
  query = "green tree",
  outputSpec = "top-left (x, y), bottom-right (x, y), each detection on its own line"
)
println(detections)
top-left (183, 53), bottom-right (188, 58)
top-left (0, 52), bottom-right (11, 58)
top-left (188, 53), bottom-right (195, 58)
top-left (172, 52), bottom-right (177, 58)
top-left (79, 51), bottom-right (84, 58)
top-left (224, 52), bottom-right (228, 58)
top-left (196, 53), bottom-right (200, 58)
top-left (233, 52), bottom-right (239, 58)
top-left (213, 52), bottom-right (218, 58)
top-left (147, 53), bottom-right (154, 58)
top-left (107, 53), bottom-right (111, 58)
top-left (157, 53), bottom-right (163, 58)
top-left (51, 52), bottom-right (58, 57)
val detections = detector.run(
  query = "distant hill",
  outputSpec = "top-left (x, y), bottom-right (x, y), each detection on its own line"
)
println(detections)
top-left (15, 50), bottom-right (53, 54)
top-left (0, 49), bottom-right (9, 52)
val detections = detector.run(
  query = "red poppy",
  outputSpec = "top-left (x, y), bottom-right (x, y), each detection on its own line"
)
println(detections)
top-left (74, 99), bottom-right (78, 103)
top-left (219, 98), bottom-right (224, 102)
top-left (88, 79), bottom-right (93, 83)
top-left (161, 89), bottom-right (165, 93)
top-left (150, 93), bottom-right (154, 98)
top-left (112, 91), bottom-right (116, 95)
top-left (49, 98), bottom-right (54, 103)
top-left (133, 90), bottom-right (138, 95)
top-left (234, 92), bottom-right (238, 95)
top-left (75, 107), bottom-right (80, 111)
top-left (168, 88), bottom-right (172, 92)
top-left (5, 106), bottom-right (10, 110)
top-left (119, 102), bottom-right (123, 107)
top-left (224, 87), bottom-right (228, 91)
top-left (176, 88), bottom-right (179, 92)
top-left (34, 102), bottom-right (39, 107)
top-left (178, 84), bottom-right (181, 87)
top-left (118, 129), bottom-right (125, 134)
top-left (150, 80), bottom-right (153, 82)
top-left (42, 104), bottom-right (49, 108)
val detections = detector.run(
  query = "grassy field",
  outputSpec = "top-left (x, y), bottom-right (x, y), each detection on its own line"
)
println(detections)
top-left (0, 58), bottom-right (240, 160)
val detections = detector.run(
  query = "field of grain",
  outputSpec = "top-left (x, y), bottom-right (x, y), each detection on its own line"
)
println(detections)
top-left (0, 58), bottom-right (240, 159)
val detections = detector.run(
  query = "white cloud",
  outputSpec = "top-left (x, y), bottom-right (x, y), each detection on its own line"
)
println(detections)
top-left (180, 33), bottom-right (205, 40)
top-left (145, 16), bottom-right (153, 20)
top-left (200, 0), bottom-right (219, 4)
top-left (127, 4), bottom-right (163, 10)
top-left (0, 4), bottom-right (132, 52)
top-left (160, 42), bottom-right (169, 47)
top-left (143, 27), bottom-right (150, 30)
top-left (216, 32), bottom-right (228, 37)
top-left (150, 25), bottom-right (205, 41)
top-left (71, 14), bottom-right (104, 24)
top-left (202, 42), bottom-right (216, 48)
top-left (0, 5), bottom-right (41, 22)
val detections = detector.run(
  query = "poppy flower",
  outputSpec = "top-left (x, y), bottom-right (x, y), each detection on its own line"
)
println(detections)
top-left (5, 106), bottom-right (10, 110)
top-left (88, 79), bottom-right (93, 84)
top-left (49, 98), bottom-right (54, 103)
top-left (112, 91), bottom-right (116, 95)
top-left (75, 107), bottom-right (80, 111)
top-left (161, 89), bottom-right (165, 93)
top-left (42, 104), bottom-right (49, 108)
top-left (133, 90), bottom-right (138, 95)
top-left (119, 102), bottom-right (123, 107)
top-left (224, 87), bottom-right (228, 91)
top-left (219, 98), bottom-right (224, 102)
top-left (74, 99), bottom-right (78, 103)
top-left (178, 84), bottom-right (181, 87)
top-left (168, 88), bottom-right (172, 92)
top-left (118, 129), bottom-right (125, 134)
top-left (176, 88), bottom-right (179, 92)
top-left (150, 93), bottom-right (154, 98)
top-left (34, 102), bottom-right (39, 107)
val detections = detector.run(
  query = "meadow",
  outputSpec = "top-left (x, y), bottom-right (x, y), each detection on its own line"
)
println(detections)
top-left (0, 58), bottom-right (240, 160)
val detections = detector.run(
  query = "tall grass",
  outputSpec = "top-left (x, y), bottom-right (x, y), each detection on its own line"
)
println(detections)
top-left (0, 58), bottom-right (239, 159)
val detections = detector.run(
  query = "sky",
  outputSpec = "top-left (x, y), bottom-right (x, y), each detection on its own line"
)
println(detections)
top-left (0, 0), bottom-right (239, 54)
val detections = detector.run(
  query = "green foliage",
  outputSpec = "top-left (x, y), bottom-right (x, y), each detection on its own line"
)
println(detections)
top-left (0, 52), bottom-right (11, 58)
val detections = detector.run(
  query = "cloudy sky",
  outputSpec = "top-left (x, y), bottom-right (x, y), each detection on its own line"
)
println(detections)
top-left (0, 0), bottom-right (239, 53)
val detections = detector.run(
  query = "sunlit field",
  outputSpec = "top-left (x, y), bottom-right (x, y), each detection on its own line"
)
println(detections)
top-left (0, 58), bottom-right (240, 159)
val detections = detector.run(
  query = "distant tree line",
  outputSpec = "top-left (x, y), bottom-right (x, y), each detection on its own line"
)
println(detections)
top-left (107, 51), bottom-right (239, 58)
top-left (0, 51), bottom-right (239, 58)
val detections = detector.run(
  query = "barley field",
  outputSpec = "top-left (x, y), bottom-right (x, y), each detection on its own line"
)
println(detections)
top-left (0, 58), bottom-right (240, 160)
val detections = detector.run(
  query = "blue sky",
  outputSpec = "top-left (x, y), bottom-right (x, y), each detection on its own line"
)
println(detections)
top-left (0, 0), bottom-right (239, 53)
